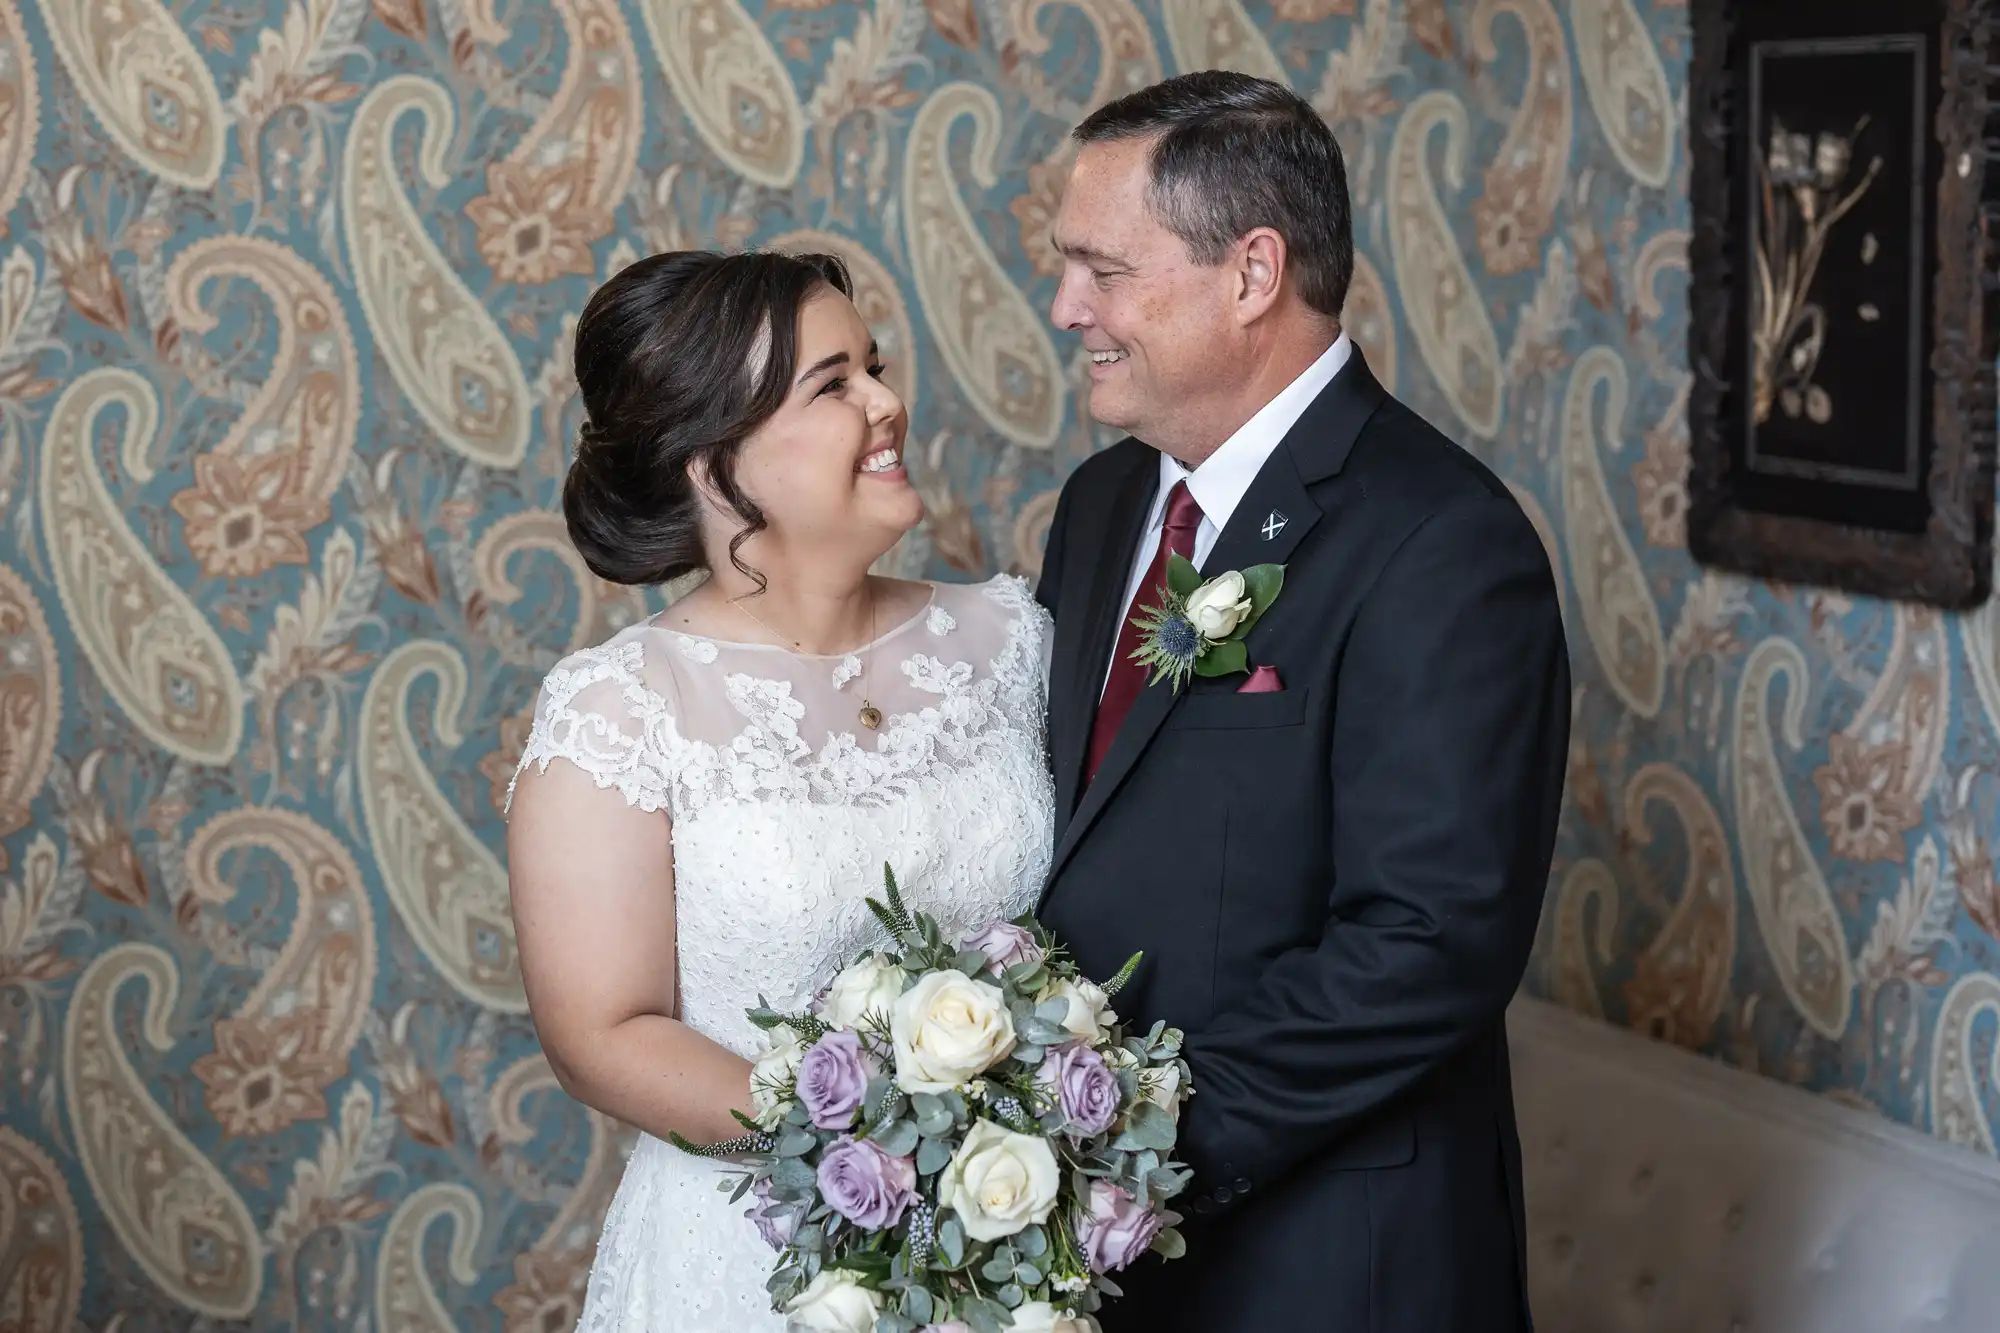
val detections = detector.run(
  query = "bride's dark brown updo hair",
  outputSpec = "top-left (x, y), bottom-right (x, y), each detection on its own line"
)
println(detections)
top-left (563, 249), bottom-right (854, 587)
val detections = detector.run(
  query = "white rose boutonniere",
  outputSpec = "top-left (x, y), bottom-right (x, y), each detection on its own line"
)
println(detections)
top-left (1183, 569), bottom-right (1254, 639)
top-left (1130, 554), bottom-right (1285, 694)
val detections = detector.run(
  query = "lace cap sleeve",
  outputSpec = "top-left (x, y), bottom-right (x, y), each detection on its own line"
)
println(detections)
top-left (505, 638), bottom-right (677, 816)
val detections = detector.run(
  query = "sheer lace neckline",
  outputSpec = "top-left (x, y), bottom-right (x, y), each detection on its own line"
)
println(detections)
top-left (645, 585), bottom-right (939, 660)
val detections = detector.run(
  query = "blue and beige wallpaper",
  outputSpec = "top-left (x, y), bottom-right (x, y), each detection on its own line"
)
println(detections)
top-left (1, 0), bottom-right (1997, 1324)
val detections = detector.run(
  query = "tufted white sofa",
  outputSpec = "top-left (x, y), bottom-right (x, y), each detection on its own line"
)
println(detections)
top-left (1507, 996), bottom-right (2000, 1333)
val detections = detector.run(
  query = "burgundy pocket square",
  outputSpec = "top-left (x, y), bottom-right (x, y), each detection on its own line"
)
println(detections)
top-left (1238, 665), bottom-right (1284, 693)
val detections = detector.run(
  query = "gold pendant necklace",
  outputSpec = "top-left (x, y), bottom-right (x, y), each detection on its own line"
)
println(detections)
top-left (857, 587), bottom-right (881, 729)
top-left (735, 583), bottom-right (882, 730)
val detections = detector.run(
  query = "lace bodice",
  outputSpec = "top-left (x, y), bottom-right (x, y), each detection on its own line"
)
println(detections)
top-left (508, 573), bottom-right (1055, 1058)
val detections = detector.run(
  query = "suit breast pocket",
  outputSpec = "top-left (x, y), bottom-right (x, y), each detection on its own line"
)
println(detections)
top-left (1168, 686), bottom-right (1311, 730)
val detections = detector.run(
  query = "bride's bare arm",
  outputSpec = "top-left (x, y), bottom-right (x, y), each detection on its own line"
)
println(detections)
top-left (507, 757), bottom-right (758, 1145)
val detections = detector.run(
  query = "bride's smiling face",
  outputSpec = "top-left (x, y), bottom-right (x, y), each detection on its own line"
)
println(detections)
top-left (716, 288), bottom-right (922, 566)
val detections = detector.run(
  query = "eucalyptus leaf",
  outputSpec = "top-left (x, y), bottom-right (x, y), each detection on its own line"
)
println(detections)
top-left (1020, 1017), bottom-right (1071, 1046)
top-left (939, 1214), bottom-right (966, 1268)
top-left (1124, 1100), bottom-right (1178, 1151)
top-left (870, 1118), bottom-right (921, 1157)
top-left (902, 1287), bottom-right (935, 1324)
top-left (966, 1306), bottom-right (1006, 1333)
top-left (916, 1135), bottom-right (955, 1177)
top-left (1034, 998), bottom-right (1072, 1026)
top-left (1005, 962), bottom-right (1048, 993)
top-left (1152, 1227), bottom-right (1188, 1260)
top-left (1015, 1262), bottom-right (1044, 1287)
top-left (776, 1127), bottom-right (817, 1158)
top-left (913, 1101), bottom-right (953, 1139)
top-left (981, 1255), bottom-right (1016, 1284)
top-left (773, 1157), bottom-right (817, 1191)
top-left (1017, 1225), bottom-right (1049, 1260)
top-left (876, 1313), bottom-right (916, 1333)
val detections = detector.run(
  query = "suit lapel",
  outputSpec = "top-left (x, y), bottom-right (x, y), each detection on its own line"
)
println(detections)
top-left (1041, 349), bottom-right (1391, 902)
top-left (1050, 448), bottom-right (1157, 828)
top-left (1044, 449), bottom-right (1323, 893)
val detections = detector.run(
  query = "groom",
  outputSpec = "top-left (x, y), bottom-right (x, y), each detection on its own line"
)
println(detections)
top-left (1034, 73), bottom-right (1569, 1331)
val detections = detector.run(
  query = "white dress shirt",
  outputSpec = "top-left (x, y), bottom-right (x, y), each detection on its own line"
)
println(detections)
top-left (1104, 333), bottom-right (1352, 687)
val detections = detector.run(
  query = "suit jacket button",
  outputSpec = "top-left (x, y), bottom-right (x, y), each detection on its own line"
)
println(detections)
top-left (1212, 1186), bottom-right (1233, 1204)
top-left (1231, 1178), bottom-right (1251, 1193)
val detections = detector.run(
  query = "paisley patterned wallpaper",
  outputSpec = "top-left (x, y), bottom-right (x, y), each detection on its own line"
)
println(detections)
top-left (3, 0), bottom-right (1999, 1324)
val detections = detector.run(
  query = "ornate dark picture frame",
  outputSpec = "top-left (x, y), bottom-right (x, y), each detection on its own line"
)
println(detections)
top-left (1688, 0), bottom-right (1999, 608)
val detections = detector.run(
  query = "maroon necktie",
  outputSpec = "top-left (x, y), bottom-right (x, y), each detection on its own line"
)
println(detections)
top-left (1085, 481), bottom-right (1204, 784)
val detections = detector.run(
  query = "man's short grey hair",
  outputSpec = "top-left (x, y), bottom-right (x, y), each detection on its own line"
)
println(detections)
top-left (1073, 71), bottom-right (1354, 319)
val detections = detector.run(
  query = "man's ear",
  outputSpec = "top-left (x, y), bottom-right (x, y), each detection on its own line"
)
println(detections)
top-left (1235, 227), bottom-right (1286, 325)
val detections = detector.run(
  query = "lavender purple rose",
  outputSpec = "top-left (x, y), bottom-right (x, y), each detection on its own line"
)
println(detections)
top-left (816, 1135), bottom-right (919, 1229)
top-left (796, 1029), bottom-right (872, 1130)
top-left (961, 919), bottom-right (1043, 974)
top-left (1037, 1041), bottom-right (1120, 1138)
top-left (1077, 1180), bottom-right (1163, 1272)
top-left (745, 1178), bottom-right (797, 1251)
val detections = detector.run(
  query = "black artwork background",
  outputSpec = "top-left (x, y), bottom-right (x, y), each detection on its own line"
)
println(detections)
top-left (1746, 41), bottom-right (1924, 491)
top-left (1688, 0), bottom-right (1996, 609)
top-left (1726, 2), bottom-right (1940, 535)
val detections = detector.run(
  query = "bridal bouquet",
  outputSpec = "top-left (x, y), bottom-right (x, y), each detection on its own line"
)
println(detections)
top-left (671, 866), bottom-right (1193, 1333)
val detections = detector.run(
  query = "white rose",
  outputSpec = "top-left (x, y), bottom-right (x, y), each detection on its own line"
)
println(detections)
top-left (1008, 1302), bottom-right (1100, 1333)
top-left (1039, 978), bottom-right (1116, 1045)
top-left (783, 1268), bottom-right (883, 1333)
top-left (1184, 571), bottom-right (1253, 641)
top-left (750, 1024), bottom-right (807, 1128)
top-left (816, 953), bottom-right (905, 1029)
top-left (890, 971), bottom-right (1016, 1094)
top-left (1142, 1063), bottom-right (1186, 1124)
top-left (938, 1118), bottom-right (1061, 1242)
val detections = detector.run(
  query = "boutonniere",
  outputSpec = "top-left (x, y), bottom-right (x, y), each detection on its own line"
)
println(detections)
top-left (1130, 554), bottom-right (1285, 694)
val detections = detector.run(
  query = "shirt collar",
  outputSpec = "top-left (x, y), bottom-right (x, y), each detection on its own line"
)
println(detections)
top-left (1155, 332), bottom-right (1352, 531)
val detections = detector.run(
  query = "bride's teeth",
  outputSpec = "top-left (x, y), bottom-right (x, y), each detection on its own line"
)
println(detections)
top-left (1091, 350), bottom-right (1126, 364)
top-left (859, 449), bottom-right (900, 473)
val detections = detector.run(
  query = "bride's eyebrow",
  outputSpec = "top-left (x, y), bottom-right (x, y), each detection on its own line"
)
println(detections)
top-left (794, 350), bottom-right (850, 387)
top-left (794, 341), bottom-right (883, 389)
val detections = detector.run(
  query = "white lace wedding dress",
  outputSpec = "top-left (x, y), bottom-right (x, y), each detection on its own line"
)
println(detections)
top-left (508, 573), bottom-right (1055, 1330)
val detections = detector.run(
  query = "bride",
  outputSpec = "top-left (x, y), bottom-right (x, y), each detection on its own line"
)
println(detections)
top-left (504, 249), bottom-right (1056, 1329)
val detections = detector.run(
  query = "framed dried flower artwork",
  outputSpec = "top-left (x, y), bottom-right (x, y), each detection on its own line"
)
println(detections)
top-left (1688, 0), bottom-right (1998, 608)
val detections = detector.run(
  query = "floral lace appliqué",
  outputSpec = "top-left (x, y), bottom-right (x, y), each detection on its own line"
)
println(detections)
top-left (515, 575), bottom-right (1054, 1333)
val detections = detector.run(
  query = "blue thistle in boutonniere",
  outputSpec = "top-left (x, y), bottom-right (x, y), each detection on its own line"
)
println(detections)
top-left (1130, 554), bottom-right (1285, 694)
